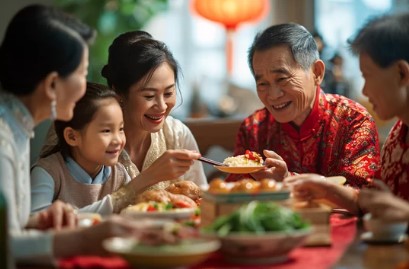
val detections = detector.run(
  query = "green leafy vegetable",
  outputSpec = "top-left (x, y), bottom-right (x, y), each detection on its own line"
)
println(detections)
top-left (203, 201), bottom-right (310, 235)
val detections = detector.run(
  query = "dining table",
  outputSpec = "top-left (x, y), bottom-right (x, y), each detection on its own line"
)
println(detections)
top-left (14, 212), bottom-right (378, 269)
top-left (16, 212), bottom-right (409, 269)
top-left (332, 218), bottom-right (409, 269)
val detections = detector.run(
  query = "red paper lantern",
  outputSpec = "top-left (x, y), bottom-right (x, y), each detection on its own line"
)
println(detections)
top-left (191, 0), bottom-right (269, 30)
top-left (191, 0), bottom-right (269, 75)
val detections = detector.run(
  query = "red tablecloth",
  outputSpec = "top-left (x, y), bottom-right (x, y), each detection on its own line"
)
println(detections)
top-left (59, 214), bottom-right (357, 269)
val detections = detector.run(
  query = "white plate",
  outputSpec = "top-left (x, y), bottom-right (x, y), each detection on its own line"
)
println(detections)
top-left (121, 207), bottom-right (196, 220)
top-left (361, 231), bottom-right (407, 244)
top-left (202, 189), bottom-right (290, 203)
top-left (214, 165), bottom-right (265, 174)
top-left (103, 237), bottom-right (220, 269)
top-left (325, 176), bottom-right (347, 185)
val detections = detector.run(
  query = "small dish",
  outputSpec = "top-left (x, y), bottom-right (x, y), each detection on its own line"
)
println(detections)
top-left (325, 176), bottom-right (347, 185)
top-left (121, 207), bottom-right (196, 220)
top-left (103, 237), bottom-right (220, 269)
top-left (363, 213), bottom-right (408, 241)
top-left (361, 231), bottom-right (407, 244)
top-left (214, 165), bottom-right (265, 174)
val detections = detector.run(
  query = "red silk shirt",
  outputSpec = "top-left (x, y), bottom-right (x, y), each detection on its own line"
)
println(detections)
top-left (381, 120), bottom-right (409, 201)
top-left (226, 89), bottom-right (380, 188)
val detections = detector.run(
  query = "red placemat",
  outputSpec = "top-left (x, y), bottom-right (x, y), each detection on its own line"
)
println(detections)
top-left (58, 214), bottom-right (357, 269)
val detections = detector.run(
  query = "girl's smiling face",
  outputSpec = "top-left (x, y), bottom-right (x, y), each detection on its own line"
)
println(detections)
top-left (71, 98), bottom-right (125, 177)
top-left (123, 62), bottom-right (176, 133)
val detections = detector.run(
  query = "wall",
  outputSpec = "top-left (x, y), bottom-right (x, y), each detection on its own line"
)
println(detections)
top-left (0, 0), bottom-right (53, 40)
top-left (270, 0), bottom-right (315, 30)
top-left (0, 0), bottom-right (53, 164)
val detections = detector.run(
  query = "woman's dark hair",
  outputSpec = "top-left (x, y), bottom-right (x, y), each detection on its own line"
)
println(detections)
top-left (101, 30), bottom-right (182, 103)
top-left (248, 23), bottom-right (319, 75)
top-left (0, 4), bottom-right (95, 95)
top-left (41, 82), bottom-right (119, 159)
top-left (349, 12), bottom-right (409, 68)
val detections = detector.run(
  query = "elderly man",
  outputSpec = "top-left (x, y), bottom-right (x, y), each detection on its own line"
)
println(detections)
top-left (226, 23), bottom-right (380, 188)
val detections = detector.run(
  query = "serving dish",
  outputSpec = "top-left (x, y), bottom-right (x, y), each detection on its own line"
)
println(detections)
top-left (120, 207), bottom-right (196, 220)
top-left (214, 165), bottom-right (264, 174)
top-left (202, 181), bottom-right (290, 203)
top-left (103, 237), bottom-right (220, 268)
top-left (201, 201), bottom-right (312, 264)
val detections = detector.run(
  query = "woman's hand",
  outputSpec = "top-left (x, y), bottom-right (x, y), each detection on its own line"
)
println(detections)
top-left (111, 149), bottom-right (200, 212)
top-left (251, 150), bottom-right (289, 181)
top-left (27, 200), bottom-right (77, 230)
top-left (285, 173), bottom-right (359, 214)
top-left (359, 187), bottom-right (409, 222)
top-left (53, 216), bottom-right (155, 257)
top-left (143, 149), bottom-right (201, 182)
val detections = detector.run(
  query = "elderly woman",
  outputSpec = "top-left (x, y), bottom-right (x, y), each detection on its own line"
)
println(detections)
top-left (0, 4), bottom-right (146, 265)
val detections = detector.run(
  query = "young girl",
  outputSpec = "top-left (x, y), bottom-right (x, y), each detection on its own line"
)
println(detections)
top-left (31, 82), bottom-right (134, 214)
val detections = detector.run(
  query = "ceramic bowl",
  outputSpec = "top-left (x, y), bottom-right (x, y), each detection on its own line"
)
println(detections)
top-left (202, 227), bottom-right (311, 264)
top-left (363, 213), bottom-right (408, 240)
top-left (103, 237), bottom-right (220, 269)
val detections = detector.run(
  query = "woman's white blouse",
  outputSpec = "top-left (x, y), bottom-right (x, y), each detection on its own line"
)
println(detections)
top-left (0, 92), bottom-right (54, 264)
top-left (120, 116), bottom-right (208, 189)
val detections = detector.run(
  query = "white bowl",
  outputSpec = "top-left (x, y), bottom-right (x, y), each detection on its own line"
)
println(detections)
top-left (202, 227), bottom-right (311, 264)
top-left (103, 237), bottom-right (220, 268)
top-left (363, 213), bottom-right (408, 240)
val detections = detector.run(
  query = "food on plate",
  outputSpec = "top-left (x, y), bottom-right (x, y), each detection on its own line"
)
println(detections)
top-left (165, 180), bottom-right (202, 202)
top-left (202, 201), bottom-right (310, 235)
top-left (120, 201), bottom-right (193, 215)
top-left (208, 178), bottom-right (230, 194)
top-left (137, 189), bottom-right (197, 208)
top-left (208, 178), bottom-right (280, 194)
top-left (259, 178), bottom-right (277, 191)
top-left (223, 150), bottom-right (263, 167)
top-left (230, 179), bottom-right (260, 193)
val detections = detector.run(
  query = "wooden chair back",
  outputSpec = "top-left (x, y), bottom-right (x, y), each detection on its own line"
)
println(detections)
top-left (184, 118), bottom-right (242, 155)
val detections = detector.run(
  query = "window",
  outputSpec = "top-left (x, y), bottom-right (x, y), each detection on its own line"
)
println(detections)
top-left (144, 0), bottom-right (271, 119)
top-left (314, 0), bottom-right (408, 100)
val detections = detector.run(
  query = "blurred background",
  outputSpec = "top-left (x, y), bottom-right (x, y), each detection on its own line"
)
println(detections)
top-left (1, 0), bottom-right (408, 166)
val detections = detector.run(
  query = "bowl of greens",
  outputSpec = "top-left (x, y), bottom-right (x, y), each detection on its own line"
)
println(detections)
top-left (201, 201), bottom-right (311, 264)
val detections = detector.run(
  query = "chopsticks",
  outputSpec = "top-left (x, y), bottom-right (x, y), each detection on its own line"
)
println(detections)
top-left (198, 156), bottom-right (227, 167)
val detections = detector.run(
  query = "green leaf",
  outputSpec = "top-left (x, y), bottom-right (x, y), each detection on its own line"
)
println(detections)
top-left (54, 0), bottom-right (169, 84)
